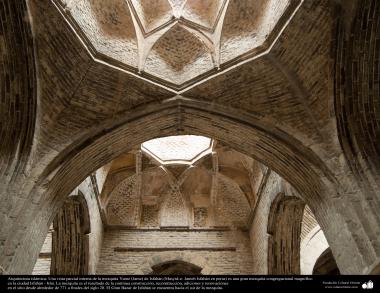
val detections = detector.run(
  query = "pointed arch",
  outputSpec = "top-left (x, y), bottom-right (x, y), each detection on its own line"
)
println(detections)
top-left (1, 98), bottom-right (368, 274)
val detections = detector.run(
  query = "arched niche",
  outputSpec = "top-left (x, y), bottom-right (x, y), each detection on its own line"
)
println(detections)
top-left (150, 260), bottom-right (202, 275)
top-left (105, 174), bottom-right (139, 226)
top-left (136, 253), bottom-right (209, 275)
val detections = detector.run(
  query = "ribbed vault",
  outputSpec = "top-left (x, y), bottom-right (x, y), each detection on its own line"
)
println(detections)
top-left (53, 0), bottom-right (300, 89)
top-left (1, 0), bottom-right (380, 277)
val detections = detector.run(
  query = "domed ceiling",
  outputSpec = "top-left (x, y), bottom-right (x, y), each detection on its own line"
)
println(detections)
top-left (54, 0), bottom-right (301, 91)
top-left (141, 135), bottom-right (212, 165)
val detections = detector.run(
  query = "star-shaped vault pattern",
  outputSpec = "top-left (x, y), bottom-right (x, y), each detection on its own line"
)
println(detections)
top-left (55, 0), bottom-right (300, 91)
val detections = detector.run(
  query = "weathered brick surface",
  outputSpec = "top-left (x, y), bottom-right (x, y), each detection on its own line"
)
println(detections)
top-left (1, 0), bottom-right (380, 275)
top-left (145, 25), bottom-right (213, 85)
top-left (0, 0), bottom-right (36, 186)
top-left (334, 0), bottom-right (380, 231)
top-left (32, 176), bottom-right (104, 275)
top-left (140, 205), bottom-right (159, 227)
top-left (50, 196), bottom-right (90, 274)
top-left (193, 208), bottom-right (208, 227)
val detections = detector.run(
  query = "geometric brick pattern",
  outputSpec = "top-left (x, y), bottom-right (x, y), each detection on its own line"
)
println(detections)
top-left (160, 186), bottom-right (189, 227)
top-left (54, 0), bottom-right (299, 89)
top-left (106, 175), bottom-right (138, 226)
top-left (140, 204), bottom-right (160, 227)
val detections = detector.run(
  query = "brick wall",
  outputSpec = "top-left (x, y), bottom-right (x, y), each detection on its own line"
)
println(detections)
top-left (97, 229), bottom-right (253, 275)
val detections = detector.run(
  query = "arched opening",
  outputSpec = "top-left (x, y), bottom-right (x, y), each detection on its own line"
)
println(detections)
top-left (1, 100), bottom-right (370, 275)
top-left (150, 260), bottom-right (202, 275)
top-left (95, 137), bottom-right (254, 275)
top-left (267, 193), bottom-right (305, 274)
top-left (3, 0), bottom-right (380, 278)
top-left (312, 248), bottom-right (340, 275)
top-left (50, 194), bottom-right (91, 275)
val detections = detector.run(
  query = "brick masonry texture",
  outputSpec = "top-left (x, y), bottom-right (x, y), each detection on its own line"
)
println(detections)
top-left (71, 178), bottom-right (104, 274)
top-left (56, 0), bottom-right (298, 89)
top-left (1, 0), bottom-right (380, 275)
top-left (249, 170), bottom-right (321, 274)
top-left (32, 176), bottom-right (104, 275)
top-left (334, 0), bottom-right (380, 227)
top-left (0, 0), bottom-right (36, 186)
top-left (301, 205), bottom-right (319, 241)
top-left (102, 148), bottom-right (252, 230)
top-left (250, 171), bottom-right (284, 274)
top-left (96, 229), bottom-right (253, 275)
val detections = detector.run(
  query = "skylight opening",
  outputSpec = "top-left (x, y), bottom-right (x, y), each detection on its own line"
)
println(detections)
top-left (141, 135), bottom-right (212, 165)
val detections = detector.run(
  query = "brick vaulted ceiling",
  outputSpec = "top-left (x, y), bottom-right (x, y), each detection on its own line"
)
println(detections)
top-left (29, 0), bottom-right (336, 171)
top-left (3, 0), bottom-right (380, 275)
top-left (53, 0), bottom-right (300, 91)
top-left (22, 1), bottom-right (341, 238)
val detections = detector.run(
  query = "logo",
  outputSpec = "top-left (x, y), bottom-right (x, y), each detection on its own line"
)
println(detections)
top-left (362, 280), bottom-right (373, 289)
